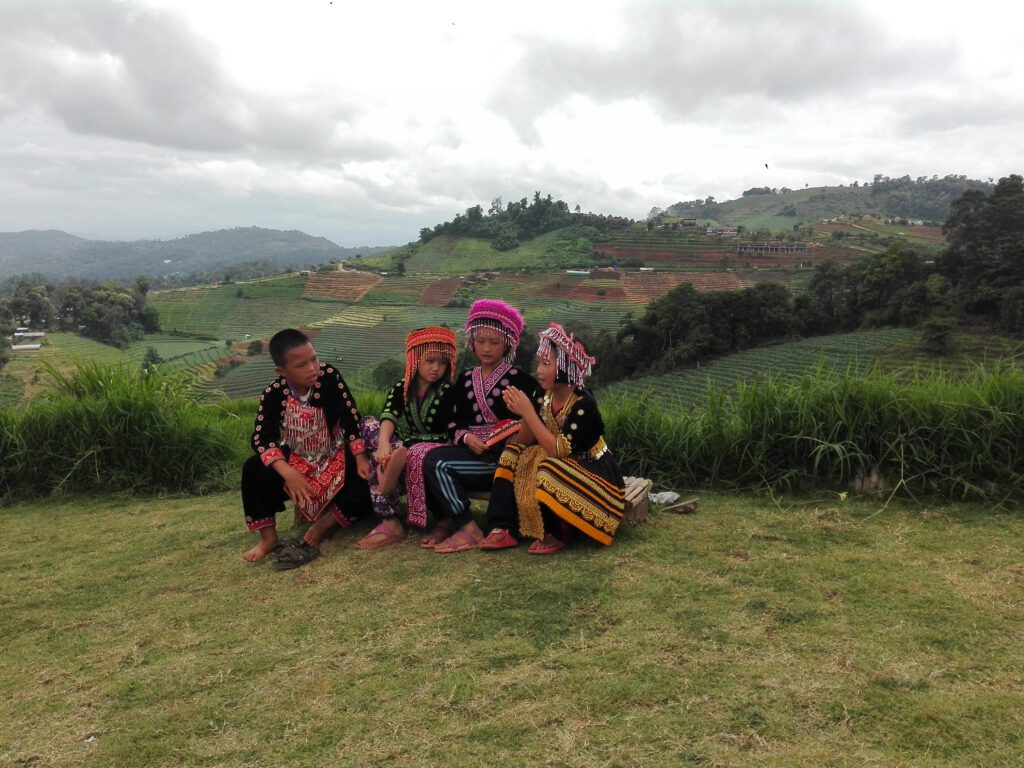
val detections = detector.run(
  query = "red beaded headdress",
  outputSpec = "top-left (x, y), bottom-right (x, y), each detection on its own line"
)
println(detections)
top-left (537, 322), bottom-right (595, 386)
top-left (465, 299), bottom-right (524, 364)
top-left (404, 326), bottom-right (457, 398)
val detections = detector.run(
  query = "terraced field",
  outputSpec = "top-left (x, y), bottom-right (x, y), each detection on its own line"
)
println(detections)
top-left (621, 271), bottom-right (742, 303)
top-left (149, 276), bottom-right (347, 339)
top-left (599, 328), bottom-right (918, 410)
top-left (302, 268), bottom-right (381, 300)
top-left (0, 333), bottom-right (227, 405)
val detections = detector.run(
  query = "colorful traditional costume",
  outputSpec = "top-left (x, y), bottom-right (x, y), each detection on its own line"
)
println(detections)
top-left (358, 326), bottom-right (458, 528)
top-left (486, 323), bottom-right (625, 545)
top-left (423, 300), bottom-right (537, 530)
top-left (242, 364), bottom-right (371, 531)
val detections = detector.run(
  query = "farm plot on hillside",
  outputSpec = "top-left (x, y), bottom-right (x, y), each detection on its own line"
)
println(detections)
top-left (150, 280), bottom-right (346, 340)
top-left (600, 329), bottom-right (917, 410)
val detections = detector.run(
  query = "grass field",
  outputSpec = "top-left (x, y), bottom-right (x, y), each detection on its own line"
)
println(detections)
top-left (2, 492), bottom-right (1022, 767)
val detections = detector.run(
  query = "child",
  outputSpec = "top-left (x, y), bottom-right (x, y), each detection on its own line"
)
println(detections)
top-left (354, 326), bottom-right (458, 549)
top-left (241, 328), bottom-right (372, 568)
top-left (480, 322), bottom-right (625, 554)
top-left (422, 299), bottom-right (537, 553)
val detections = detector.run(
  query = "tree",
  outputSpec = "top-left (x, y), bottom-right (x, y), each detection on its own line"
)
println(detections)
top-left (141, 346), bottom-right (163, 371)
top-left (921, 316), bottom-right (956, 355)
top-left (938, 174), bottom-right (1024, 319)
top-left (247, 339), bottom-right (264, 356)
top-left (371, 358), bottom-right (404, 390)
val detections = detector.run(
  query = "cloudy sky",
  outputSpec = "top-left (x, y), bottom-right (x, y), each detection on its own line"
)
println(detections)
top-left (1, 0), bottom-right (1022, 247)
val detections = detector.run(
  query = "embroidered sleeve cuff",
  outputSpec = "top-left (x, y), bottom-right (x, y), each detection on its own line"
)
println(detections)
top-left (455, 429), bottom-right (470, 445)
top-left (349, 438), bottom-right (367, 455)
top-left (555, 434), bottom-right (572, 459)
top-left (260, 447), bottom-right (285, 467)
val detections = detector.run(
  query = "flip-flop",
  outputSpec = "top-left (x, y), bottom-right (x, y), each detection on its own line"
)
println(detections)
top-left (527, 536), bottom-right (568, 555)
top-left (355, 523), bottom-right (406, 550)
top-left (479, 528), bottom-right (520, 550)
top-left (272, 537), bottom-right (303, 552)
top-left (420, 522), bottom-right (454, 549)
top-left (434, 528), bottom-right (483, 554)
top-left (270, 540), bottom-right (321, 570)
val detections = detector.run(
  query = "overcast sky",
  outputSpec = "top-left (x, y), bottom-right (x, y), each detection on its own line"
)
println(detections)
top-left (1, 0), bottom-right (1022, 247)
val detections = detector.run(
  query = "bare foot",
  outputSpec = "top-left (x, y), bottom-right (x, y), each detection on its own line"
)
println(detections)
top-left (420, 517), bottom-right (455, 548)
top-left (243, 529), bottom-right (279, 562)
top-left (304, 513), bottom-right (337, 547)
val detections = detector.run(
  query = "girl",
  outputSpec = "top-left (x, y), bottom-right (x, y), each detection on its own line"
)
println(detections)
top-left (355, 326), bottom-right (458, 549)
top-left (480, 322), bottom-right (625, 554)
top-left (422, 299), bottom-right (537, 553)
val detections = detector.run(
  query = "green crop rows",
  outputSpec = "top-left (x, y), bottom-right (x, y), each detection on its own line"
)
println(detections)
top-left (600, 329), bottom-right (917, 411)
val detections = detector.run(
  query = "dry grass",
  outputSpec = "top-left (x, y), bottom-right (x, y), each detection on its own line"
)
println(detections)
top-left (1, 493), bottom-right (1023, 767)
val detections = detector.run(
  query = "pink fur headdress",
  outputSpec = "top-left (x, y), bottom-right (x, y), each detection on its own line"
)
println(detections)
top-left (465, 299), bottom-right (524, 364)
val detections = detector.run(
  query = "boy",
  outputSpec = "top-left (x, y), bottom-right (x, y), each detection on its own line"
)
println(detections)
top-left (241, 328), bottom-right (372, 568)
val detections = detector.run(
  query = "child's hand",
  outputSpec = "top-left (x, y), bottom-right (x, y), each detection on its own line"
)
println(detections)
top-left (282, 468), bottom-right (314, 508)
top-left (502, 386), bottom-right (530, 416)
top-left (464, 434), bottom-right (487, 455)
top-left (355, 452), bottom-right (372, 481)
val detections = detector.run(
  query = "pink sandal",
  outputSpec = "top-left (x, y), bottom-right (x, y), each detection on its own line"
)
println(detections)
top-left (528, 535), bottom-right (568, 555)
top-left (434, 528), bottom-right (483, 554)
top-left (479, 528), bottom-right (520, 550)
top-left (355, 523), bottom-right (405, 550)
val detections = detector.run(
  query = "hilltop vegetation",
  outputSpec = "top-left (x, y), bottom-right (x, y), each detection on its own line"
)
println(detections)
top-left (656, 173), bottom-right (996, 231)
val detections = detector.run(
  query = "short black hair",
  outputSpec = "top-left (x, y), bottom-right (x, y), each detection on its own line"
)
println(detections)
top-left (269, 328), bottom-right (310, 366)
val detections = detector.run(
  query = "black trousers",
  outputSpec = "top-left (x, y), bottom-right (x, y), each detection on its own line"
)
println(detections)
top-left (241, 452), bottom-right (371, 531)
top-left (422, 445), bottom-right (501, 528)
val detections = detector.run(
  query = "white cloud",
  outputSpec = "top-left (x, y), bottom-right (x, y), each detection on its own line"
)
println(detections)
top-left (0, 0), bottom-right (1022, 246)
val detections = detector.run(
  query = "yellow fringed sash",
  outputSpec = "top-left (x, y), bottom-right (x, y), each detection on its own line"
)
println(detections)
top-left (513, 445), bottom-right (549, 540)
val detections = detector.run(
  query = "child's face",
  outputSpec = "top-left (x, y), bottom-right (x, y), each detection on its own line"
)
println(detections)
top-left (536, 355), bottom-right (557, 391)
top-left (417, 354), bottom-right (448, 385)
top-left (276, 342), bottom-right (320, 388)
top-left (472, 330), bottom-right (507, 366)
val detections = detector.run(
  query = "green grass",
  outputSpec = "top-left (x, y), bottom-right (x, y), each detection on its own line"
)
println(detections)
top-left (1, 493), bottom-right (1022, 766)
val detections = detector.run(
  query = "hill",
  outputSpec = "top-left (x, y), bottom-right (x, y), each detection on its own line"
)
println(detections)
top-left (658, 175), bottom-right (996, 232)
top-left (0, 227), bottom-right (391, 281)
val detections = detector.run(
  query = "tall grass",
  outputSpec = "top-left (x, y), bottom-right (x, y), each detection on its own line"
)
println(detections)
top-left (0, 362), bottom-right (249, 499)
top-left (603, 363), bottom-right (1024, 504)
top-left (0, 362), bottom-right (389, 502)
top-left (3, 361), bottom-right (1021, 506)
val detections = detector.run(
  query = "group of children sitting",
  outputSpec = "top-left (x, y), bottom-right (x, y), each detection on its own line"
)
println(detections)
top-left (241, 299), bottom-right (626, 570)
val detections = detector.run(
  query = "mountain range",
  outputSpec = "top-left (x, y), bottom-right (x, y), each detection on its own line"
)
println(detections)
top-left (0, 227), bottom-right (391, 281)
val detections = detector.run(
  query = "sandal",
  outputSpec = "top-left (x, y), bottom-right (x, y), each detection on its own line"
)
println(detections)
top-left (434, 527), bottom-right (483, 554)
top-left (528, 535), bottom-right (568, 556)
top-left (355, 522), bottom-right (405, 550)
top-left (270, 540), bottom-right (321, 570)
top-left (479, 528), bottom-right (520, 550)
top-left (420, 520), bottom-right (454, 549)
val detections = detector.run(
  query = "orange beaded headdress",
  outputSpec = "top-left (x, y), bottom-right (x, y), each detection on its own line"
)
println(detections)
top-left (404, 326), bottom-right (458, 398)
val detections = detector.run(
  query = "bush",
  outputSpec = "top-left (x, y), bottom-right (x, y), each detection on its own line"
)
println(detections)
top-left (602, 365), bottom-right (1024, 504)
top-left (0, 363), bottom-right (249, 498)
